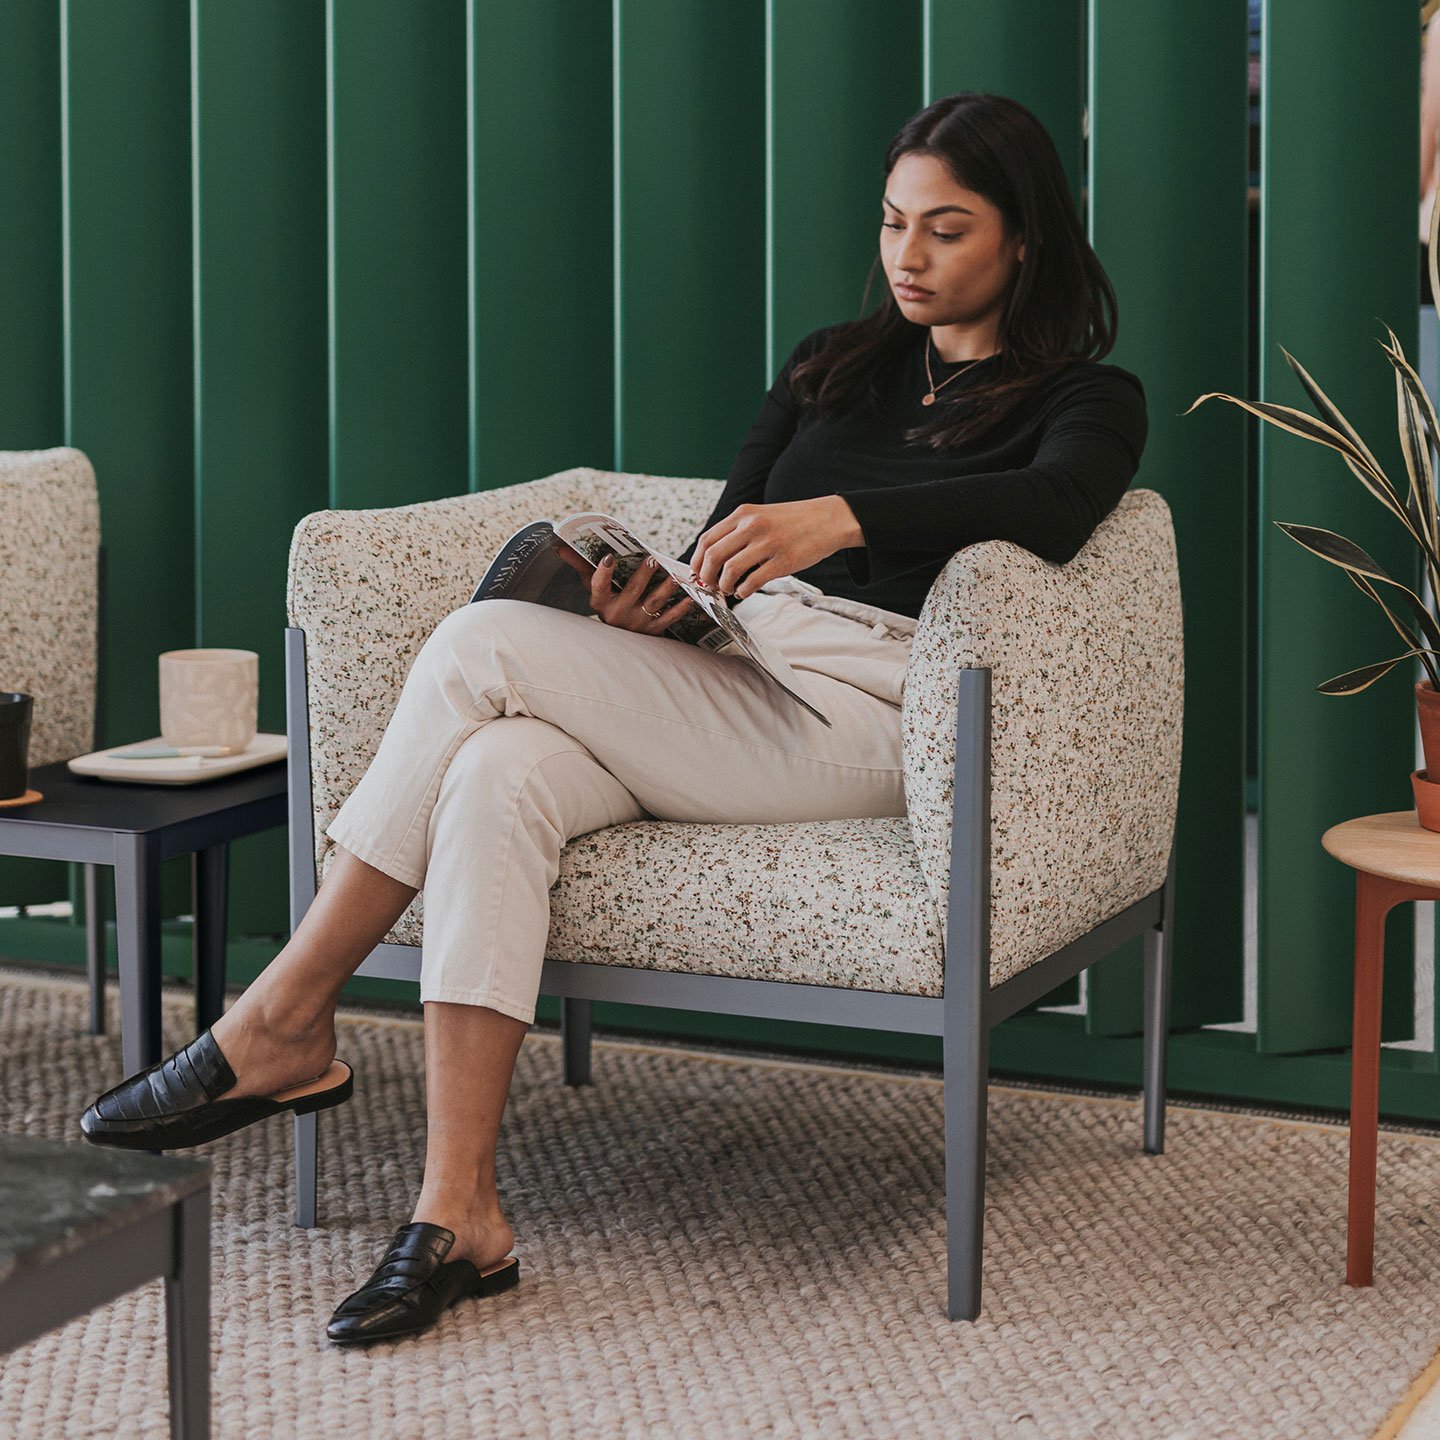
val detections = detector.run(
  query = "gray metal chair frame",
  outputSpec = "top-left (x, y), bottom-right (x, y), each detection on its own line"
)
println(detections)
top-left (284, 623), bottom-right (1174, 1322)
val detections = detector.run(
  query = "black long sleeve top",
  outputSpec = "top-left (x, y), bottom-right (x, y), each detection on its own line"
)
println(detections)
top-left (675, 323), bottom-right (1149, 620)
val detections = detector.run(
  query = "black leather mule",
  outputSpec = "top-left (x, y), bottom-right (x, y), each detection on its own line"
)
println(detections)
top-left (79, 1027), bottom-right (353, 1150)
top-left (326, 1222), bottom-right (521, 1346)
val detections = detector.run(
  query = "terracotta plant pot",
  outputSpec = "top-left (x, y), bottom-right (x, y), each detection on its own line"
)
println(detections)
top-left (1413, 769), bottom-right (1440, 832)
top-left (1417, 681), bottom-right (1440, 780)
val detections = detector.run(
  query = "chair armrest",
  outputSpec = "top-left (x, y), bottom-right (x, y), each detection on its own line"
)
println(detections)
top-left (900, 488), bottom-right (1184, 986)
top-left (287, 465), bottom-right (723, 867)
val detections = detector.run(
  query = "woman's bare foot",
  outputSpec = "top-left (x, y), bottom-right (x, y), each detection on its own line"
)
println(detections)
top-left (209, 998), bottom-right (337, 1102)
top-left (411, 1192), bottom-right (516, 1271)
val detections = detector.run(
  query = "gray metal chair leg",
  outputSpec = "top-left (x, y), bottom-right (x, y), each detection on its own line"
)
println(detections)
top-left (561, 996), bottom-right (592, 1086)
top-left (943, 1012), bottom-right (989, 1323)
top-left (294, 1111), bottom-right (318, 1228)
top-left (84, 863), bottom-right (105, 1034)
top-left (942, 665), bottom-right (992, 1322)
top-left (1143, 855), bottom-right (1176, 1155)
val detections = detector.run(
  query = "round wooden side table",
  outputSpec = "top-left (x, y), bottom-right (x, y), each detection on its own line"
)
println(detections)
top-left (1320, 808), bottom-right (1440, 1286)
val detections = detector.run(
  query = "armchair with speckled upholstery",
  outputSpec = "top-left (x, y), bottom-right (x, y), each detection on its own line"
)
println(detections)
top-left (283, 465), bottom-right (1183, 1322)
top-left (0, 447), bottom-right (108, 1031)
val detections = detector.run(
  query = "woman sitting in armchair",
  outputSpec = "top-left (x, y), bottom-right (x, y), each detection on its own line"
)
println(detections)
top-left (78, 88), bottom-right (1146, 1347)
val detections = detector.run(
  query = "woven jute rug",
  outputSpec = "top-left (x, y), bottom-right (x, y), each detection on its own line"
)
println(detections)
top-left (1, 965), bottom-right (1439, 1440)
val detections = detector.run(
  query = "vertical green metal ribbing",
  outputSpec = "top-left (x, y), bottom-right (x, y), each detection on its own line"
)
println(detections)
top-left (1084, 4), bottom-right (1251, 1037)
top-left (767, 0), bottom-right (921, 378)
top-left (192, 0), bottom-right (327, 939)
top-left (63, 1), bottom-right (195, 749)
top-left (469, 2), bottom-right (614, 492)
top-left (0, 1), bottom-right (66, 907)
top-left (1258, 1), bottom-right (1420, 1054)
top-left (327, 0), bottom-right (468, 509)
top-left (614, 0), bottom-right (766, 479)
top-left (927, 5), bottom-right (1086, 1012)
top-left (62, 0), bottom-right (195, 925)
top-left (0, 2), bottom-right (63, 451)
top-left (925, 1), bottom-right (1085, 202)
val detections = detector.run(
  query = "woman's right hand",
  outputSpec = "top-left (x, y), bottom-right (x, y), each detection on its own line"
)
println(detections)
top-left (553, 541), bottom-right (698, 636)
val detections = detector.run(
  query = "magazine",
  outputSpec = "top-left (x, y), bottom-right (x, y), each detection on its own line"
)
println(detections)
top-left (469, 512), bottom-right (832, 727)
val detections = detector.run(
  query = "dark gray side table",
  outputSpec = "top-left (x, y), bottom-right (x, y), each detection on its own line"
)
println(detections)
top-left (0, 759), bottom-right (287, 1074)
top-left (0, 1135), bottom-right (211, 1439)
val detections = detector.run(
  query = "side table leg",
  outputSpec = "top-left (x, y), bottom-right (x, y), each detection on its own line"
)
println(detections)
top-left (114, 832), bottom-right (164, 1075)
top-left (85, 863), bottom-right (106, 1035)
top-left (1348, 869), bottom-right (1391, 1287)
top-left (192, 845), bottom-right (230, 1033)
top-left (165, 1187), bottom-right (211, 1440)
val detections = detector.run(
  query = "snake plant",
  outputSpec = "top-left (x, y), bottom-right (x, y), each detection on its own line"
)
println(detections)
top-left (1186, 201), bottom-right (1440, 696)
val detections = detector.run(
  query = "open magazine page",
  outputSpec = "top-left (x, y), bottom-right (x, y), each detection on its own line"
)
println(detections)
top-left (551, 513), bottom-right (731, 651)
top-left (553, 513), bottom-right (833, 727)
top-left (468, 520), bottom-right (594, 615)
top-left (473, 511), bottom-right (832, 727)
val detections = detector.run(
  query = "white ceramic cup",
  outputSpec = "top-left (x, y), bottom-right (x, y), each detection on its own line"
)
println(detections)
top-left (158, 648), bottom-right (258, 752)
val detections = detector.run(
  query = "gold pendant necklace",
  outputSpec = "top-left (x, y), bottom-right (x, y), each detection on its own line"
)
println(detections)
top-left (923, 338), bottom-right (985, 405)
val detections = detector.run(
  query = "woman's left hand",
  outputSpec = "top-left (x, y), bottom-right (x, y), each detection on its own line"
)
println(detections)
top-left (688, 496), bottom-right (863, 600)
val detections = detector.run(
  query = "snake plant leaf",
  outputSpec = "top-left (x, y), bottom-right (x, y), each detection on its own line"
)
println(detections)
top-left (1393, 359), bottom-right (1438, 556)
top-left (1316, 647), bottom-right (1440, 695)
top-left (1274, 521), bottom-right (1440, 650)
top-left (1279, 346), bottom-right (1386, 478)
top-left (1380, 325), bottom-right (1440, 452)
top-left (1377, 328), bottom-right (1440, 561)
top-left (1345, 570), bottom-right (1440, 687)
top-left (1188, 392), bottom-right (1411, 530)
top-left (1348, 569), bottom-right (1422, 648)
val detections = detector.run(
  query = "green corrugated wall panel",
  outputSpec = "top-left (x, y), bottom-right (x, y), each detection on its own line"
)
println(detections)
top-left (0, 0), bottom-right (68, 906)
top-left (0, 2), bottom-right (64, 450)
top-left (328, 0), bottom-right (468, 509)
top-left (614, 0), bottom-right (766, 475)
top-left (64, 0), bottom-right (195, 743)
top-left (1082, 4), bottom-right (1250, 1037)
top-left (925, 0), bottom-right (1085, 201)
top-left (928, 4), bottom-right (1085, 1013)
top-left (192, 0), bottom-right (328, 940)
top-left (1257, 0), bottom-right (1420, 1054)
top-left (470, 1), bottom-right (614, 491)
top-left (63, 0), bottom-right (196, 924)
top-left (767, 0), bottom-right (921, 374)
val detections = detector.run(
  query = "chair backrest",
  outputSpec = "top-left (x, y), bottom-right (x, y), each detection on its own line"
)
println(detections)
top-left (286, 466), bottom-right (722, 882)
top-left (900, 488), bottom-right (1183, 986)
top-left (0, 448), bottom-right (100, 766)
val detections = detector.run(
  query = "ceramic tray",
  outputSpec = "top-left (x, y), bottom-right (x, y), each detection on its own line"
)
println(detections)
top-left (66, 732), bottom-right (287, 786)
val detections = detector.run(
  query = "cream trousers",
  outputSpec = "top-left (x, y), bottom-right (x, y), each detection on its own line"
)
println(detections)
top-left (323, 585), bottom-right (914, 1024)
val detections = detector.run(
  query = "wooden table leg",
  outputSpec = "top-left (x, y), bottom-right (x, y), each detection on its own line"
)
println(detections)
top-left (1348, 870), bottom-right (1407, 1287)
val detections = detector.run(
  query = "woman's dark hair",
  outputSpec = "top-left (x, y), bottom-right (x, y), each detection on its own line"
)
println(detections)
top-left (789, 91), bottom-right (1118, 449)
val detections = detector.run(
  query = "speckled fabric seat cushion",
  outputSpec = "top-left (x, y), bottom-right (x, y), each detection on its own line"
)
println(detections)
top-left (321, 813), bottom-right (945, 995)
top-left (289, 468), bottom-right (1182, 994)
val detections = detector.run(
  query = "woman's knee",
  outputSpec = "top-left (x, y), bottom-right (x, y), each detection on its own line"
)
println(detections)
top-left (420, 598), bottom-right (597, 676)
top-left (438, 715), bottom-right (586, 796)
top-left (428, 717), bottom-right (644, 851)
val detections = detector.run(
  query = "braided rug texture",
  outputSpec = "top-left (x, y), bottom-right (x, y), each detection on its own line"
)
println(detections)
top-left (0, 966), bottom-right (1438, 1440)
